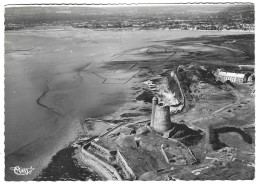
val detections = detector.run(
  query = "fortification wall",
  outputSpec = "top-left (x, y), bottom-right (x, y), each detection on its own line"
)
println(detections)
top-left (171, 72), bottom-right (185, 107)
top-left (89, 142), bottom-right (115, 162)
top-left (116, 150), bottom-right (137, 180)
top-left (81, 145), bottom-right (122, 180)
top-left (160, 144), bottom-right (169, 163)
top-left (167, 138), bottom-right (197, 165)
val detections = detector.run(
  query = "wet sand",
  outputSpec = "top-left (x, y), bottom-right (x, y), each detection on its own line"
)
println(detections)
top-left (4, 27), bottom-right (250, 180)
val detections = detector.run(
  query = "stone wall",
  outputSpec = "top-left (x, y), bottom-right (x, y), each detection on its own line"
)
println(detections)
top-left (89, 142), bottom-right (115, 162)
top-left (171, 72), bottom-right (185, 106)
top-left (116, 150), bottom-right (137, 180)
top-left (81, 145), bottom-right (122, 180)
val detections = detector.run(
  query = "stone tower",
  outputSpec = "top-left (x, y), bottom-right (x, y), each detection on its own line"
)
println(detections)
top-left (151, 96), bottom-right (158, 128)
top-left (151, 97), bottom-right (172, 134)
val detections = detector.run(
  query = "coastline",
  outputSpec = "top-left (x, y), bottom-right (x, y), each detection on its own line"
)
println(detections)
top-left (5, 25), bottom-right (255, 34)
top-left (5, 27), bottom-right (254, 181)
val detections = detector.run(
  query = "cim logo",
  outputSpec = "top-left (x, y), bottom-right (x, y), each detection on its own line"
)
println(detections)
top-left (10, 166), bottom-right (35, 176)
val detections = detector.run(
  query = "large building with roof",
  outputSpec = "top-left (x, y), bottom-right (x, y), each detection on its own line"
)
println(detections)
top-left (216, 69), bottom-right (247, 84)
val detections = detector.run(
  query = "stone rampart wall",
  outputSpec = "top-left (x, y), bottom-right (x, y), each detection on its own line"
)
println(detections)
top-left (81, 145), bottom-right (122, 180)
top-left (116, 150), bottom-right (136, 180)
top-left (89, 142), bottom-right (114, 161)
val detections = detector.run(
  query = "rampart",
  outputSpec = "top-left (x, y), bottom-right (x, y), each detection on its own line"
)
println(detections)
top-left (89, 142), bottom-right (116, 161)
top-left (160, 144), bottom-right (169, 163)
top-left (81, 145), bottom-right (122, 180)
top-left (170, 71), bottom-right (185, 111)
top-left (167, 138), bottom-right (197, 165)
top-left (116, 150), bottom-right (137, 180)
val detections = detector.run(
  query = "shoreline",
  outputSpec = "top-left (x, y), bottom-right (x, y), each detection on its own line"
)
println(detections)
top-left (5, 25), bottom-right (255, 33)
top-left (5, 28), bottom-right (254, 181)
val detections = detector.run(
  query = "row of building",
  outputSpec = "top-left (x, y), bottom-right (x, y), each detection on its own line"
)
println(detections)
top-left (215, 69), bottom-right (254, 84)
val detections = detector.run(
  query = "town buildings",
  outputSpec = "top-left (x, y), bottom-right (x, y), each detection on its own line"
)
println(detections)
top-left (215, 69), bottom-right (246, 84)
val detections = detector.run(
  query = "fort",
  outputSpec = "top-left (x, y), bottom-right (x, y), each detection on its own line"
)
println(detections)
top-left (77, 64), bottom-right (254, 180)
top-left (79, 91), bottom-right (201, 180)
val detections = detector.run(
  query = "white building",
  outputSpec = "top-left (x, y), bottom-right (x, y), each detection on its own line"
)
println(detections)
top-left (216, 69), bottom-right (246, 84)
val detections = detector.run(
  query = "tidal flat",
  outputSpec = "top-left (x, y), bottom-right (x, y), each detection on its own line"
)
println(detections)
top-left (5, 27), bottom-right (253, 180)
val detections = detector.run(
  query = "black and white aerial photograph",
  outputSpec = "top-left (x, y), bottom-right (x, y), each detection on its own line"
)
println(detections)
top-left (2, 0), bottom-right (256, 182)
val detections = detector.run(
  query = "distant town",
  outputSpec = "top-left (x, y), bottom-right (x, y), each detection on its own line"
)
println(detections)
top-left (71, 18), bottom-right (254, 31)
top-left (5, 5), bottom-right (254, 31)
